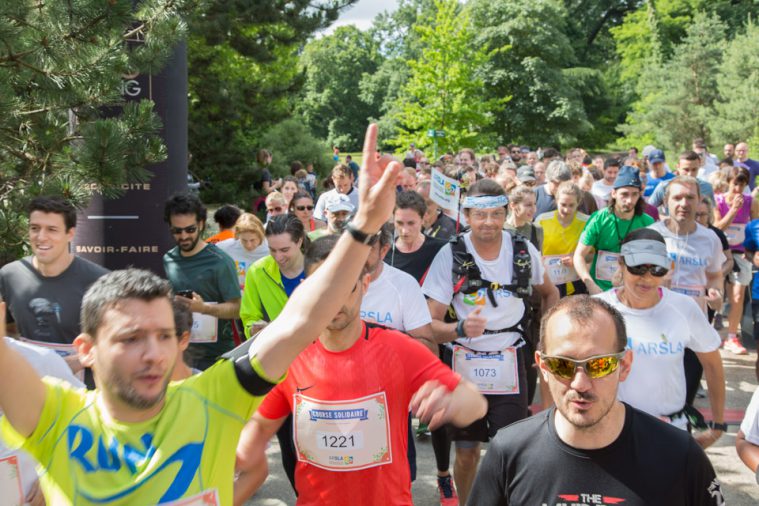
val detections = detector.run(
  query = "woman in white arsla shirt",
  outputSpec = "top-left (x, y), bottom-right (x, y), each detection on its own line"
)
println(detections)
top-left (594, 228), bottom-right (726, 449)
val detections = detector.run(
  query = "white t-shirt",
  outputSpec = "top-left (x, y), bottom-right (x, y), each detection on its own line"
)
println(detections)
top-left (0, 337), bottom-right (84, 500)
top-left (648, 221), bottom-right (725, 308)
top-left (596, 288), bottom-right (721, 417)
top-left (740, 386), bottom-right (759, 445)
top-left (591, 180), bottom-right (615, 207)
top-left (216, 238), bottom-right (269, 290)
top-left (422, 231), bottom-right (545, 351)
top-left (313, 187), bottom-right (359, 221)
top-left (361, 264), bottom-right (432, 332)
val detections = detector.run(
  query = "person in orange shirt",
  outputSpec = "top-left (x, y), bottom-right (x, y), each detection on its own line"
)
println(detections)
top-left (207, 205), bottom-right (242, 244)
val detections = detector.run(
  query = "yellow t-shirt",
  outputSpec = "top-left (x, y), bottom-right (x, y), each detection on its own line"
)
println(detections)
top-left (0, 358), bottom-right (275, 505)
top-left (536, 211), bottom-right (588, 257)
top-left (535, 211), bottom-right (588, 294)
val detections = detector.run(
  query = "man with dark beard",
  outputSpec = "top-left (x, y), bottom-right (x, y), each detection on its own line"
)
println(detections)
top-left (162, 192), bottom-right (242, 370)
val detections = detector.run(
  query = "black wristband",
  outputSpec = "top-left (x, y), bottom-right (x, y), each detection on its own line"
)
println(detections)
top-left (345, 222), bottom-right (380, 245)
top-left (456, 319), bottom-right (466, 337)
top-left (708, 421), bottom-right (727, 432)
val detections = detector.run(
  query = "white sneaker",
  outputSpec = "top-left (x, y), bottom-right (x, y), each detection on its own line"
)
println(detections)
top-left (723, 336), bottom-right (748, 355)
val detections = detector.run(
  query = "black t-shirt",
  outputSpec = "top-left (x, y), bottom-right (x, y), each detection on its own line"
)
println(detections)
top-left (426, 213), bottom-right (458, 241)
top-left (252, 167), bottom-right (273, 192)
top-left (385, 236), bottom-right (447, 284)
top-left (469, 403), bottom-right (723, 506)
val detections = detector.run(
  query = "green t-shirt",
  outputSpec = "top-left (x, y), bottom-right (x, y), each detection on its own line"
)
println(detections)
top-left (0, 359), bottom-right (275, 505)
top-left (163, 244), bottom-right (240, 368)
top-left (580, 207), bottom-right (654, 291)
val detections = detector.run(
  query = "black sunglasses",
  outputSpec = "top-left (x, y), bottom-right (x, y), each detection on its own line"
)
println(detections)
top-left (296, 205), bottom-right (315, 211)
top-left (625, 264), bottom-right (668, 277)
top-left (170, 224), bottom-right (198, 235)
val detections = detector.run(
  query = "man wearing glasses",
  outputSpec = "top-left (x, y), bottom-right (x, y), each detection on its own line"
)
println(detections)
top-left (163, 192), bottom-right (241, 370)
top-left (423, 179), bottom-right (558, 504)
top-left (469, 295), bottom-right (724, 505)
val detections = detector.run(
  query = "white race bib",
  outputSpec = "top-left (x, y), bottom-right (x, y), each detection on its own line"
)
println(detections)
top-left (594, 251), bottom-right (621, 282)
top-left (190, 303), bottom-right (218, 343)
top-left (542, 255), bottom-right (579, 285)
top-left (17, 338), bottom-right (84, 381)
top-left (0, 456), bottom-right (23, 506)
top-left (452, 345), bottom-right (519, 395)
top-left (726, 223), bottom-right (746, 247)
top-left (671, 284), bottom-right (707, 314)
top-left (165, 489), bottom-right (220, 505)
top-left (294, 393), bottom-right (392, 472)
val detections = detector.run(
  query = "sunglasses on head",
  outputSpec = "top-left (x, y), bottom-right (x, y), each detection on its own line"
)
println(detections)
top-left (625, 263), bottom-right (668, 277)
top-left (296, 205), bottom-right (314, 211)
top-left (170, 225), bottom-right (198, 235)
top-left (540, 352), bottom-right (626, 380)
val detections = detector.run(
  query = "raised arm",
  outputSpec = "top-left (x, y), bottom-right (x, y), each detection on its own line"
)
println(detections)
top-left (249, 125), bottom-right (402, 380)
top-left (0, 302), bottom-right (46, 437)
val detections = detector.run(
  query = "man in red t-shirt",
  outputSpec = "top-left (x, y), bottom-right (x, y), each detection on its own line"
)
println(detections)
top-left (233, 235), bottom-right (486, 506)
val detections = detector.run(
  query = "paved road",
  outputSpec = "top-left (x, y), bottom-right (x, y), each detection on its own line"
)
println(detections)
top-left (247, 348), bottom-right (759, 505)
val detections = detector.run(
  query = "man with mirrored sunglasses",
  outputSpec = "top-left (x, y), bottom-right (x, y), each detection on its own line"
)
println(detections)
top-left (469, 295), bottom-right (724, 505)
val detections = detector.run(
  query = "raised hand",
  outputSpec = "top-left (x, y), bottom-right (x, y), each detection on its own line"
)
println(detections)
top-left (352, 124), bottom-right (402, 233)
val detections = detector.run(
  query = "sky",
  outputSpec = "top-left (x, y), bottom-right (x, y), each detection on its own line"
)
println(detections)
top-left (324, 0), bottom-right (400, 34)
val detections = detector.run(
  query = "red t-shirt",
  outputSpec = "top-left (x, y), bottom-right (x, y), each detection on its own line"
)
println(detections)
top-left (257, 322), bottom-right (460, 506)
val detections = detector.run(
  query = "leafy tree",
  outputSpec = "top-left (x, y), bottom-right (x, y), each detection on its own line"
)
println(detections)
top-left (0, 0), bottom-right (188, 265)
top-left (619, 12), bottom-right (726, 153)
top-left (297, 25), bottom-right (381, 152)
top-left (713, 21), bottom-right (759, 146)
top-left (470, 0), bottom-right (592, 147)
top-left (388, 0), bottom-right (505, 153)
top-left (259, 118), bottom-right (333, 179)
top-left (188, 0), bottom-right (356, 205)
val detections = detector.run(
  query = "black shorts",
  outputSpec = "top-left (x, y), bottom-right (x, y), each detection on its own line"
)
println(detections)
top-left (442, 342), bottom-right (529, 443)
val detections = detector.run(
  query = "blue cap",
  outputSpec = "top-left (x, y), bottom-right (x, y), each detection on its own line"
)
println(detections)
top-left (613, 165), bottom-right (642, 189)
top-left (647, 149), bottom-right (665, 164)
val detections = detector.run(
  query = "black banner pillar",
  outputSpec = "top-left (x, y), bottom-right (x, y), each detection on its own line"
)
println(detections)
top-left (73, 42), bottom-right (188, 274)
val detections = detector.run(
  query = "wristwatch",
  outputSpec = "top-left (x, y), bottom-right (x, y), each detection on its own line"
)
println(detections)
top-left (707, 421), bottom-right (727, 432)
top-left (345, 222), bottom-right (381, 245)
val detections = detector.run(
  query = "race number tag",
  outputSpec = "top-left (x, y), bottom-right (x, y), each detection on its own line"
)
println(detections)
top-left (594, 251), bottom-right (621, 282)
top-left (190, 303), bottom-right (218, 343)
top-left (726, 223), bottom-right (746, 247)
top-left (542, 255), bottom-right (579, 285)
top-left (452, 345), bottom-right (519, 395)
top-left (294, 392), bottom-right (392, 472)
top-left (671, 284), bottom-right (707, 314)
top-left (165, 489), bottom-right (220, 505)
top-left (17, 338), bottom-right (84, 382)
top-left (0, 456), bottom-right (23, 506)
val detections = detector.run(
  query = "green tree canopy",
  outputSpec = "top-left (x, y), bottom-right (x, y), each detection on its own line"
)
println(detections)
top-left (0, 0), bottom-right (188, 264)
top-left (388, 0), bottom-right (505, 153)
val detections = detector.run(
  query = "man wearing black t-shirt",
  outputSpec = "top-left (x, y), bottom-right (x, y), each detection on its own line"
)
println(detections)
top-left (386, 190), bottom-right (447, 283)
top-left (469, 295), bottom-right (723, 506)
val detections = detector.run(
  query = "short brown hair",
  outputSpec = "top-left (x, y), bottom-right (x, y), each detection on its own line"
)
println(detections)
top-left (539, 295), bottom-right (627, 353)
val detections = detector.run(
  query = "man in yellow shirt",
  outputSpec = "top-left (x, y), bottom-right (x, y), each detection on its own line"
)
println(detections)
top-left (0, 125), bottom-right (424, 505)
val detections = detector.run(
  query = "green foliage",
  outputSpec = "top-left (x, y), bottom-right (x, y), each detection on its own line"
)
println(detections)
top-left (470, 0), bottom-right (593, 147)
top-left (297, 25), bottom-right (382, 152)
top-left (619, 12), bottom-right (726, 153)
top-left (388, 0), bottom-right (506, 153)
top-left (713, 21), bottom-right (759, 146)
top-left (259, 118), bottom-right (333, 179)
top-left (0, 0), bottom-right (187, 264)
top-left (188, 0), bottom-right (355, 206)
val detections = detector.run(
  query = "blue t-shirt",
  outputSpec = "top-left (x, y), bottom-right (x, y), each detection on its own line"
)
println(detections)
top-left (743, 219), bottom-right (759, 299)
top-left (644, 171), bottom-right (674, 197)
top-left (736, 159), bottom-right (759, 190)
top-left (281, 271), bottom-right (305, 297)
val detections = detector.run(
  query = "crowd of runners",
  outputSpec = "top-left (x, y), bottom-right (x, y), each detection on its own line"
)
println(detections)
top-left (2, 125), bottom-right (759, 505)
